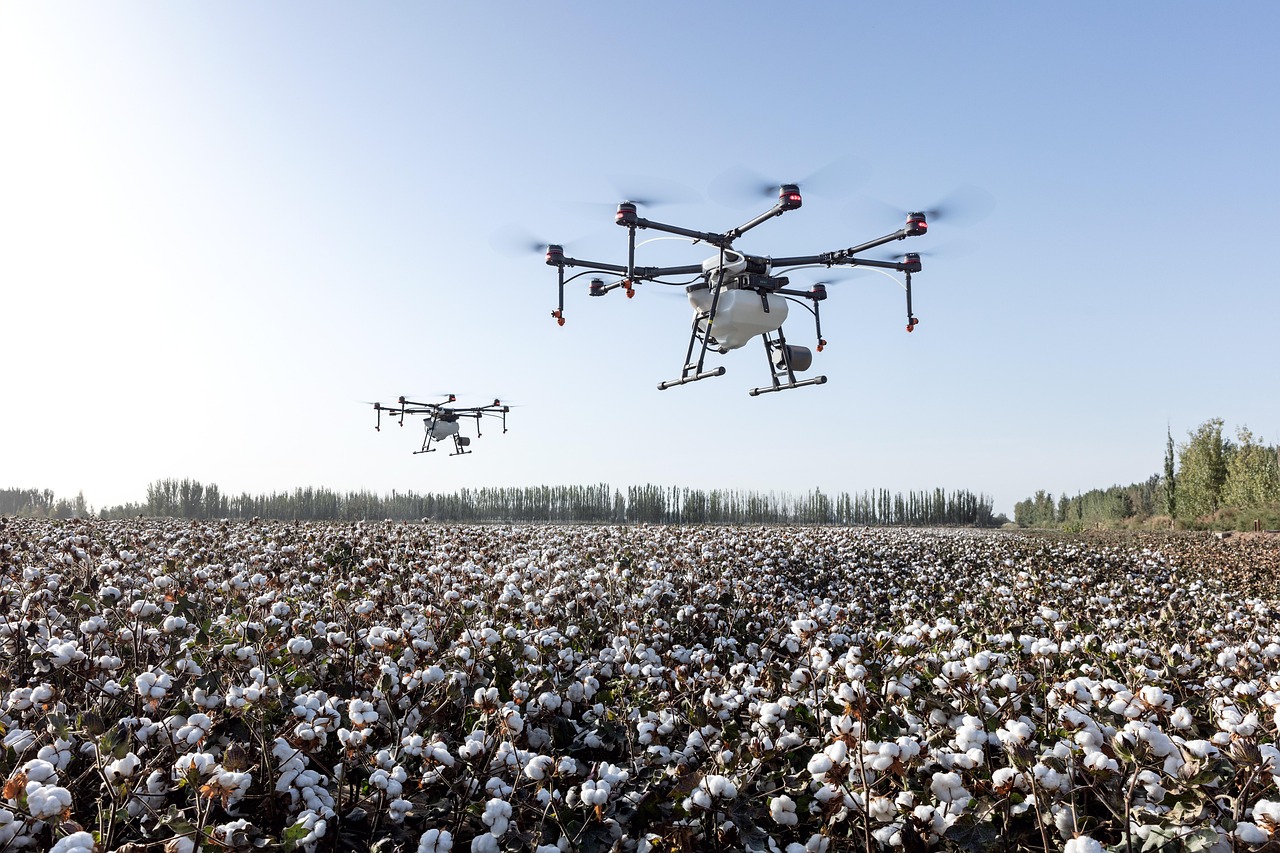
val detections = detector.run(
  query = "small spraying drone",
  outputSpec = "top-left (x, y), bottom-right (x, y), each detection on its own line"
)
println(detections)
top-left (544, 182), bottom-right (928, 395)
top-left (373, 395), bottom-right (510, 456)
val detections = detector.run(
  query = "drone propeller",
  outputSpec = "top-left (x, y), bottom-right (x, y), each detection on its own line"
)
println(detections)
top-left (490, 225), bottom-right (604, 258)
top-left (708, 154), bottom-right (868, 209)
top-left (605, 174), bottom-right (703, 209)
top-left (871, 236), bottom-right (977, 263)
top-left (849, 184), bottom-right (995, 230)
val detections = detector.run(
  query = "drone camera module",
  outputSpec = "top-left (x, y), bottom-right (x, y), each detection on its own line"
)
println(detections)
top-left (774, 344), bottom-right (813, 372)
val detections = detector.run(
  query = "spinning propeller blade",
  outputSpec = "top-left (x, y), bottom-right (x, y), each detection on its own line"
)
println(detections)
top-left (849, 184), bottom-right (995, 229)
top-left (708, 154), bottom-right (868, 208)
top-left (604, 174), bottom-right (703, 209)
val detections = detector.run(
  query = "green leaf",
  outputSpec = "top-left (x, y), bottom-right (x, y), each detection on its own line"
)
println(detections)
top-left (281, 820), bottom-right (310, 852)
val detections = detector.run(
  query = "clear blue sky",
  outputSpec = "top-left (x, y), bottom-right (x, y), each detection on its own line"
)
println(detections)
top-left (3, 2), bottom-right (1277, 516)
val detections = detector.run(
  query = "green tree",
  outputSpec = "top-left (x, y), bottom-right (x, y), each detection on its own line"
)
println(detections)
top-left (1222, 427), bottom-right (1280, 509)
top-left (1177, 418), bottom-right (1232, 519)
top-left (1163, 426), bottom-right (1177, 518)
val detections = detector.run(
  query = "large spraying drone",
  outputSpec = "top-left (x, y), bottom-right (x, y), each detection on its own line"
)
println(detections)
top-left (372, 395), bottom-right (510, 456)
top-left (544, 182), bottom-right (929, 395)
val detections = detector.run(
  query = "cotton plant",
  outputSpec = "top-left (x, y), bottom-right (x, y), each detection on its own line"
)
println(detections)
top-left (5, 519), bottom-right (1280, 850)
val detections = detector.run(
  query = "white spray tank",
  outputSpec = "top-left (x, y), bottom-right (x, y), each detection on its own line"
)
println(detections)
top-left (427, 418), bottom-right (460, 439)
top-left (688, 250), bottom-right (788, 350)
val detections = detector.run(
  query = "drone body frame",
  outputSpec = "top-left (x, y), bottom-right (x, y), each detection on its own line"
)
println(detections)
top-left (545, 184), bottom-right (927, 395)
top-left (373, 395), bottom-right (510, 456)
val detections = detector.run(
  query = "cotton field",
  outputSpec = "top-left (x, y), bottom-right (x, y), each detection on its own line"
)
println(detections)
top-left (1, 518), bottom-right (1279, 853)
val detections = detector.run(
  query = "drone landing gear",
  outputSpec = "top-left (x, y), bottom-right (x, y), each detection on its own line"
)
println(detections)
top-left (748, 329), bottom-right (827, 397)
top-left (658, 365), bottom-right (725, 391)
top-left (658, 306), bottom-right (730, 390)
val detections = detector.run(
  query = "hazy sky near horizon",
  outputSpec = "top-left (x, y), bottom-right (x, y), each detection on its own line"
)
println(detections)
top-left (3, 2), bottom-right (1278, 516)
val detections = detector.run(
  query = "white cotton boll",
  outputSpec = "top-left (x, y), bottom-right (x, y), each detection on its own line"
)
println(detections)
top-left (1233, 823), bottom-right (1267, 845)
top-left (929, 771), bottom-right (970, 807)
top-left (49, 831), bottom-right (97, 853)
top-left (965, 651), bottom-right (991, 673)
top-left (458, 737), bottom-right (485, 761)
top-left (481, 798), bottom-right (511, 836)
top-left (580, 780), bottom-right (611, 806)
top-left (991, 767), bottom-right (1023, 793)
top-left (485, 774), bottom-right (514, 797)
top-left (998, 720), bottom-right (1034, 747)
top-left (871, 824), bottom-right (902, 848)
top-left (777, 731), bottom-right (804, 750)
top-left (4, 729), bottom-right (36, 752)
top-left (106, 752), bottom-right (142, 782)
top-left (868, 795), bottom-right (896, 822)
top-left (175, 752), bottom-right (217, 778)
top-left (797, 832), bottom-right (830, 852)
top-left (166, 835), bottom-right (197, 853)
top-left (388, 798), bottom-right (413, 823)
top-left (36, 741), bottom-right (73, 772)
top-left (501, 708), bottom-right (524, 734)
top-left (868, 742), bottom-right (899, 772)
top-left (807, 752), bottom-right (833, 780)
top-left (758, 702), bottom-right (785, 726)
top-left (1064, 837), bottom-right (1104, 853)
top-left (1082, 750), bottom-right (1119, 774)
top-left (26, 782), bottom-right (73, 818)
top-left (523, 754), bottom-right (554, 782)
top-left (287, 637), bottom-right (313, 655)
top-left (348, 699), bottom-right (378, 726)
top-left (1034, 764), bottom-right (1068, 792)
top-left (955, 724), bottom-right (987, 752)
top-left (1252, 799), bottom-right (1280, 830)
top-left (22, 759), bottom-right (58, 784)
top-left (47, 642), bottom-right (85, 668)
top-left (686, 787), bottom-right (713, 811)
top-left (770, 794), bottom-right (799, 825)
top-left (1169, 706), bottom-right (1194, 730)
top-left (1182, 740), bottom-right (1218, 759)
top-left (136, 670), bottom-right (173, 700)
top-left (1138, 685), bottom-right (1169, 709)
top-left (470, 835), bottom-right (499, 853)
top-left (703, 775), bottom-right (737, 800)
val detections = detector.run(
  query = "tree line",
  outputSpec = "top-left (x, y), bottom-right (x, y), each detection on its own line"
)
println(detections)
top-left (0, 488), bottom-right (88, 520)
top-left (1014, 418), bottom-right (1280, 529)
top-left (0, 479), bottom-right (1004, 527)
